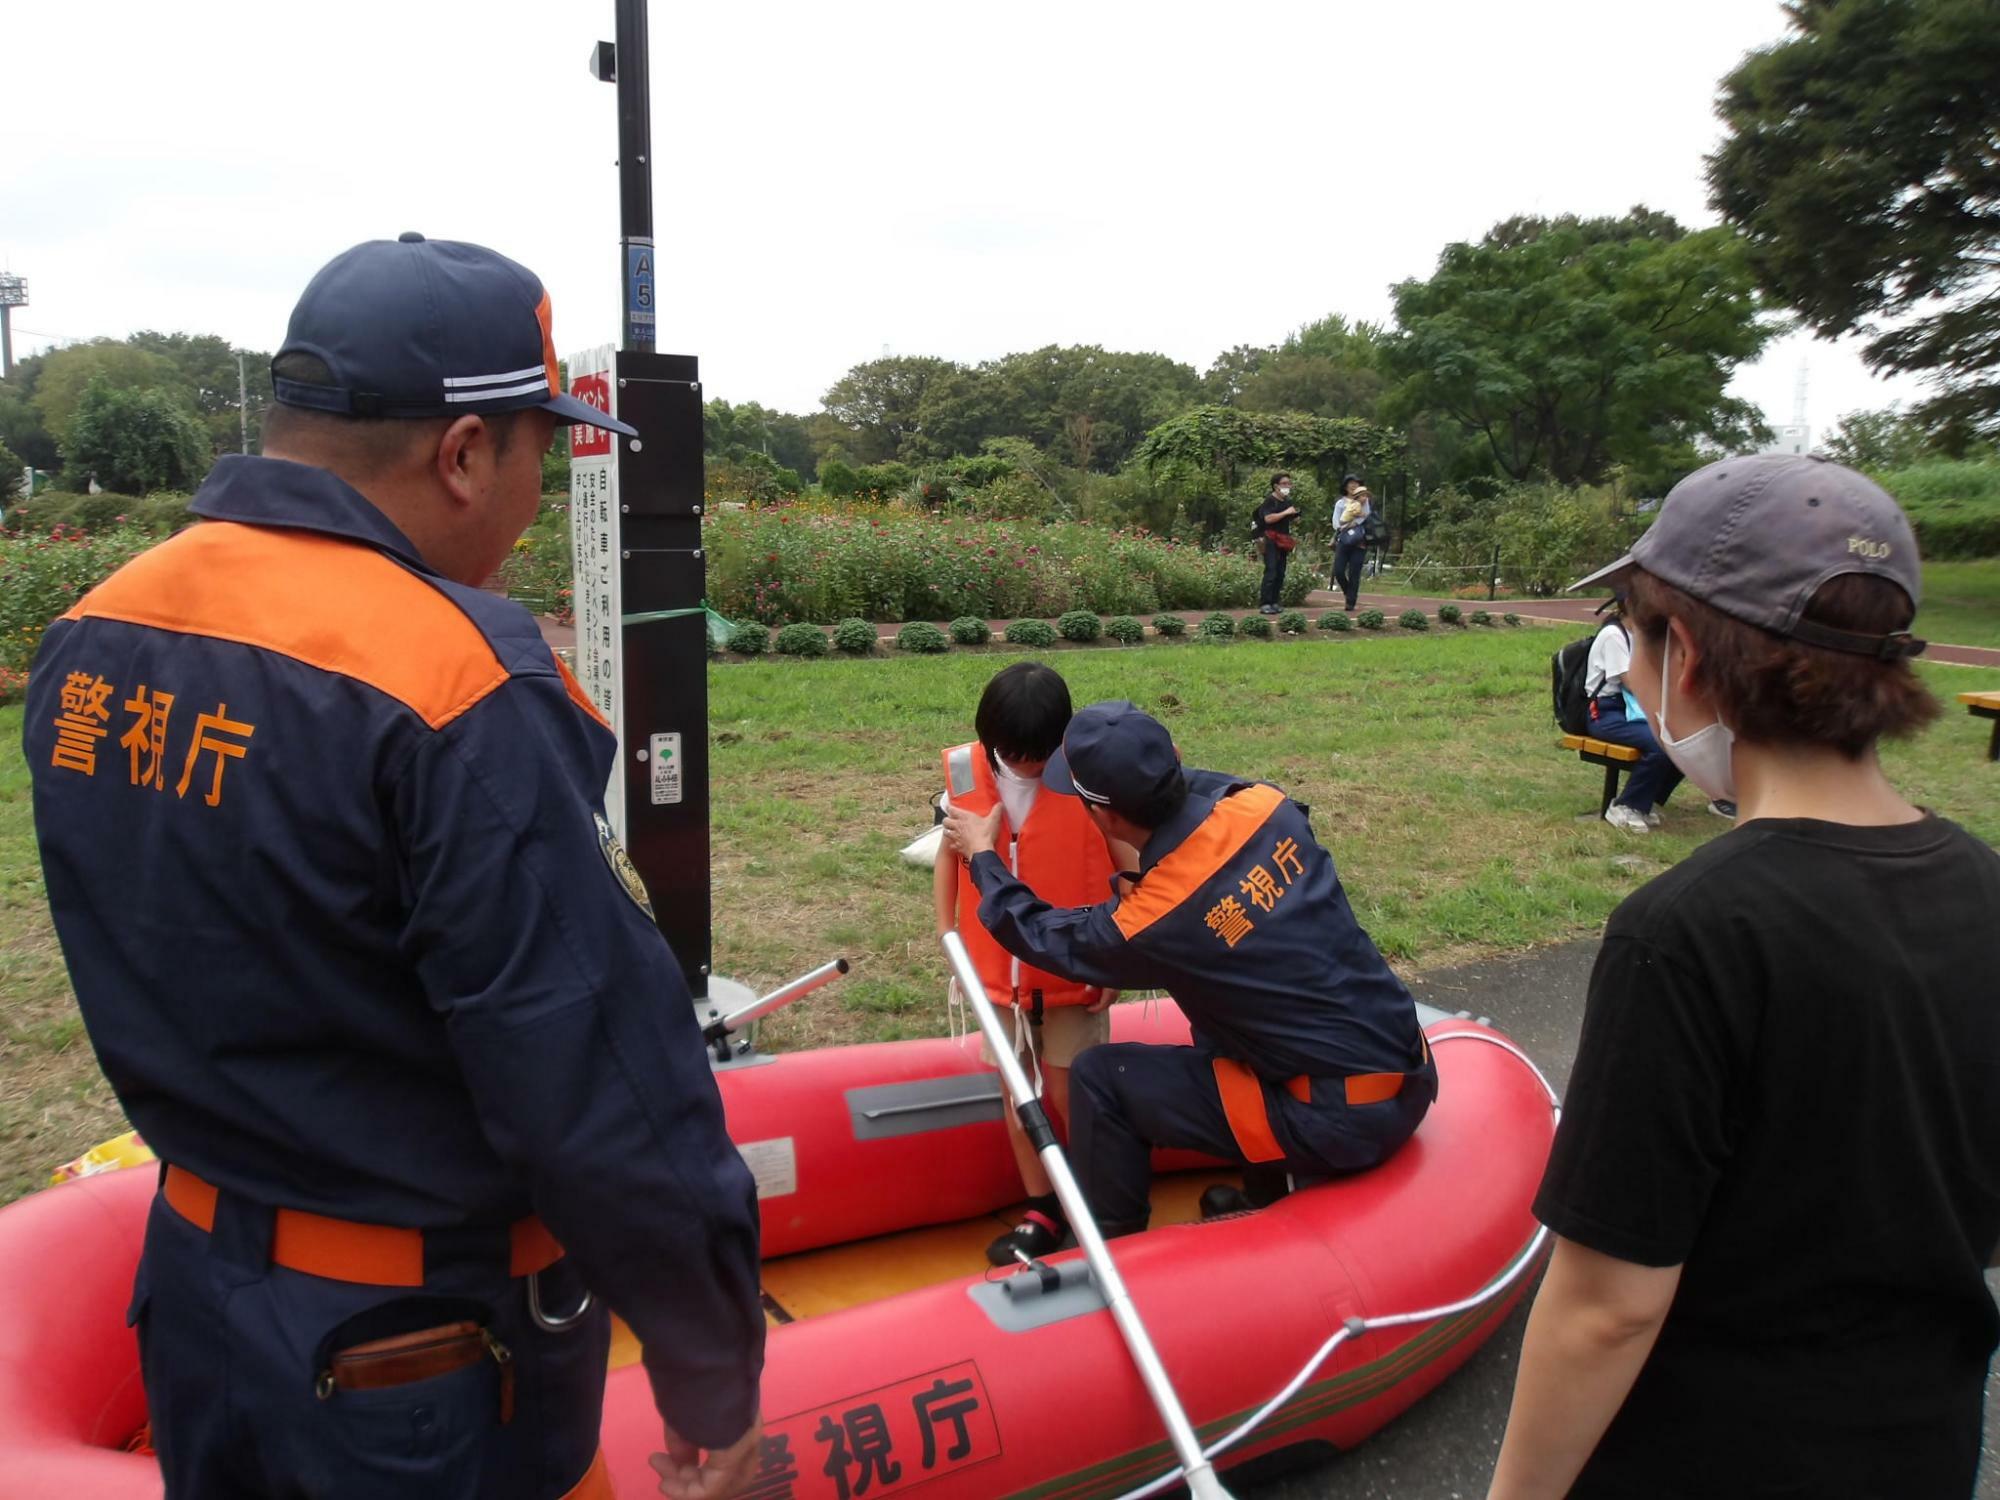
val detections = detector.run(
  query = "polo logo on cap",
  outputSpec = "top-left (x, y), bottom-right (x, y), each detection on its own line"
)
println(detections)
top-left (1847, 536), bottom-right (1892, 560)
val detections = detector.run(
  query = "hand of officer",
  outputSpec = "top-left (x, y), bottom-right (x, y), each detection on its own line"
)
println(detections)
top-left (1084, 988), bottom-right (1119, 1014)
top-left (651, 1418), bottom-right (765, 1500)
top-left (942, 803), bottom-right (1004, 861)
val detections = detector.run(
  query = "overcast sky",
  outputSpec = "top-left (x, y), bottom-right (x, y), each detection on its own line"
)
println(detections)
top-left (4, 0), bottom-right (1924, 436)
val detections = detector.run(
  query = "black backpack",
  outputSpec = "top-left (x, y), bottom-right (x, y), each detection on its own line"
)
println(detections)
top-left (1552, 622), bottom-right (1625, 734)
top-left (1552, 633), bottom-right (1597, 735)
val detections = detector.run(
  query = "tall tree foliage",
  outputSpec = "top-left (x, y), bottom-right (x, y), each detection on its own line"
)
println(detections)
top-left (1386, 209), bottom-right (1773, 488)
top-left (63, 381), bottom-right (211, 495)
top-left (1708, 0), bottom-right (2000, 449)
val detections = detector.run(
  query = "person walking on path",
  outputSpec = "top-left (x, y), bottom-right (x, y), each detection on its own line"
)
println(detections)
top-left (1332, 476), bottom-right (1370, 610)
top-left (1489, 456), bottom-right (2000, 1500)
top-left (25, 236), bottom-right (765, 1500)
top-left (1582, 597), bottom-right (1683, 832)
top-left (1253, 472), bottom-right (1300, 614)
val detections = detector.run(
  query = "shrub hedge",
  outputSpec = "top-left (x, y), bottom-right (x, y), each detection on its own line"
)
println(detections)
top-left (1398, 609), bottom-right (1430, 631)
top-left (1004, 619), bottom-right (1057, 647)
top-left (1057, 610), bottom-right (1103, 642)
top-left (728, 621), bottom-right (771, 655)
top-left (1152, 613), bottom-right (1187, 637)
top-left (897, 621), bottom-right (951, 653)
top-left (948, 616), bottom-right (990, 645)
top-left (1106, 615), bottom-right (1145, 644)
top-left (832, 618), bottom-right (878, 654)
top-left (774, 622), bottom-right (829, 657)
top-left (1276, 609), bottom-right (1309, 635)
top-left (1357, 608), bottom-right (1386, 630)
top-left (1317, 611), bottom-right (1352, 631)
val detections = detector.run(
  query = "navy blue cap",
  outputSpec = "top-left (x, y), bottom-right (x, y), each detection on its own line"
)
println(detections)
top-left (273, 234), bottom-right (637, 436)
top-left (1043, 701), bottom-right (1183, 818)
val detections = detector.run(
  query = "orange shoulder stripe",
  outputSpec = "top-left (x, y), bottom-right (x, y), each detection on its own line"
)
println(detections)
top-left (71, 522), bottom-right (510, 731)
top-left (555, 653), bottom-right (611, 731)
top-left (1113, 782), bottom-right (1286, 940)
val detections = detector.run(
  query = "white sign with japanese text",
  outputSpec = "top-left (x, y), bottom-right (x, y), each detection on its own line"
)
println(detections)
top-left (567, 345), bottom-right (624, 840)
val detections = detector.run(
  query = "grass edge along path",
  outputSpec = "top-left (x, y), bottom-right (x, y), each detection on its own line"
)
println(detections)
top-left (4, 629), bottom-right (1997, 1204)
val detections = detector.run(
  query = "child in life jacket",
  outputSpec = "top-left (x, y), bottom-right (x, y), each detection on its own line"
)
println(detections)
top-left (936, 662), bottom-right (1135, 1264)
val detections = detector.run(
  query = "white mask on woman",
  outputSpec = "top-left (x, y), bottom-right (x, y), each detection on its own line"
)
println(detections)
top-left (1652, 633), bottom-right (1736, 802)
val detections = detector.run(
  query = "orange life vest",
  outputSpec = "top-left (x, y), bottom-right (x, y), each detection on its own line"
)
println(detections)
top-left (944, 741), bottom-right (1115, 1011)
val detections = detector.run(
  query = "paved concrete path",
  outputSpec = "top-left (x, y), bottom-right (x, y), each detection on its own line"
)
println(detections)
top-left (1245, 940), bottom-right (2000, 1497)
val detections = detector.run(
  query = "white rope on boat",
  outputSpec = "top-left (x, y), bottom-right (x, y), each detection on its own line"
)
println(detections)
top-left (1104, 1030), bottom-right (1563, 1500)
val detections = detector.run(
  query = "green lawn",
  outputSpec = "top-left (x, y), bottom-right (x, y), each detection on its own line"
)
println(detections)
top-left (1915, 559), bottom-right (2000, 649)
top-left (4, 629), bottom-right (1996, 1203)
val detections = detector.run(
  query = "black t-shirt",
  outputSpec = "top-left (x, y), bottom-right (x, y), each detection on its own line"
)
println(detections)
top-left (1536, 815), bottom-right (2000, 1499)
top-left (1254, 494), bottom-right (1293, 539)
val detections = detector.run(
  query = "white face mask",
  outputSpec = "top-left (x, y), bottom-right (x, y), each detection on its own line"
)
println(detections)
top-left (1652, 633), bottom-right (1736, 802)
top-left (992, 757), bottom-right (1041, 786)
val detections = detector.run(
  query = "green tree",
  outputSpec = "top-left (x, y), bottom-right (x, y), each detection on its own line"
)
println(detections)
top-left (976, 345), bottom-right (1203, 470)
top-left (1708, 0), bottom-right (2000, 448)
top-left (32, 341), bottom-right (197, 447)
top-left (1386, 209), bottom-right (1774, 487)
top-left (128, 331), bottom-right (274, 457)
top-left (1237, 315), bottom-right (1388, 419)
top-left (0, 375), bottom-right (59, 475)
top-left (820, 355), bottom-right (963, 463)
top-left (1819, 405), bottom-right (1940, 472)
top-left (63, 380), bottom-right (212, 494)
top-left (0, 438), bottom-right (23, 503)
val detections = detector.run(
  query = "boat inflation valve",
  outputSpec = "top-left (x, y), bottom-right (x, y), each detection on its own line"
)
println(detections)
top-left (1006, 1248), bottom-right (1063, 1297)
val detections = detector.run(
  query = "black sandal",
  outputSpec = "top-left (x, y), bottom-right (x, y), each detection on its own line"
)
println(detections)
top-left (985, 1208), bottom-right (1064, 1266)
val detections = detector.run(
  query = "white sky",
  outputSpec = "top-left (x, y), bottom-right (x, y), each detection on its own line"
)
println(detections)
top-left (3, 0), bottom-right (1925, 437)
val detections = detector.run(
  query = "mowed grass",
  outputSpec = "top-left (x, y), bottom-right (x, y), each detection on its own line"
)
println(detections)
top-left (3, 629), bottom-right (1996, 1203)
top-left (1915, 559), bottom-right (2000, 650)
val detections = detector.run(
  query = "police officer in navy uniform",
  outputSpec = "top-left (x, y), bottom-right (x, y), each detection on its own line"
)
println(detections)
top-left (943, 701), bottom-right (1435, 1235)
top-left (26, 236), bottom-right (764, 1499)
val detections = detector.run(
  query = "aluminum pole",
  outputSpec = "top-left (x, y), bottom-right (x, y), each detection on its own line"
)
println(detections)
top-left (703, 958), bottom-right (849, 1040)
top-left (941, 932), bottom-right (1233, 1500)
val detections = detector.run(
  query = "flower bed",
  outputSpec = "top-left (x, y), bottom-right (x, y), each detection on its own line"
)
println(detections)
top-left (1, 523), bottom-right (158, 698)
top-left (701, 499), bottom-right (1308, 625)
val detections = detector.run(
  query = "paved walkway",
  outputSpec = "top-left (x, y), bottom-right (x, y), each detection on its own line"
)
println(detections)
top-left (1249, 940), bottom-right (2000, 1498)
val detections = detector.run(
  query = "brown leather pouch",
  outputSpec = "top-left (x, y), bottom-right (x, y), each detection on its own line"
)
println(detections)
top-left (318, 1320), bottom-right (514, 1423)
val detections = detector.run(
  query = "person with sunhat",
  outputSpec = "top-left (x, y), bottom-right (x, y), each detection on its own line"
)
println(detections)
top-left (1489, 455), bottom-right (2000, 1499)
top-left (26, 236), bottom-right (764, 1499)
top-left (941, 701), bottom-right (1434, 1237)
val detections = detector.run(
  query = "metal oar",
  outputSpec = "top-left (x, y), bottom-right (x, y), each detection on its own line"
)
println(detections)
top-left (941, 932), bottom-right (1234, 1500)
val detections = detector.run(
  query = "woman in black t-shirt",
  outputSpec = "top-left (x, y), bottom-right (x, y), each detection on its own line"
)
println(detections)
top-left (1490, 456), bottom-right (2000, 1500)
top-left (1252, 472), bottom-right (1299, 614)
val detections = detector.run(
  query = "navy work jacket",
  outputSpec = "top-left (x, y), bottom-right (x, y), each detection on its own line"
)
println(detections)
top-left (24, 455), bottom-right (762, 1447)
top-left (970, 770), bottom-right (1423, 1081)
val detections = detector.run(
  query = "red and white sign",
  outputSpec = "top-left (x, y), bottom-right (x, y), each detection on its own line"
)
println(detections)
top-left (570, 370), bottom-right (614, 456)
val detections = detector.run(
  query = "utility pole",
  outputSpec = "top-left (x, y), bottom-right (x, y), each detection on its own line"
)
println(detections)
top-left (237, 349), bottom-right (250, 453)
top-left (615, 0), bottom-right (655, 353)
top-left (0, 273), bottom-right (26, 382)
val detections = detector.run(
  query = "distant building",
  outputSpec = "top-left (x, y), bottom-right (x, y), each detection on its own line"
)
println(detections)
top-left (1765, 422), bottom-right (1811, 457)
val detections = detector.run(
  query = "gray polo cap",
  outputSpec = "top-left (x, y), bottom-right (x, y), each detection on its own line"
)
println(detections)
top-left (1570, 455), bottom-right (1926, 661)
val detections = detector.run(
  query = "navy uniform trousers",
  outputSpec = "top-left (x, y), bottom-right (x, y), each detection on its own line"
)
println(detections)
top-left (133, 1184), bottom-right (610, 1500)
top-left (1069, 1043), bottom-right (1439, 1232)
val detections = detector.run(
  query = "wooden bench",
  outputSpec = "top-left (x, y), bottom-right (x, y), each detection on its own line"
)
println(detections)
top-left (1559, 733), bottom-right (1644, 815)
top-left (1960, 691), bottom-right (2000, 762)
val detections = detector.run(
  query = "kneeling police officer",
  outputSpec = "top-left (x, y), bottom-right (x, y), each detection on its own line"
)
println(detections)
top-left (27, 236), bottom-right (764, 1499)
top-left (944, 702), bottom-right (1434, 1235)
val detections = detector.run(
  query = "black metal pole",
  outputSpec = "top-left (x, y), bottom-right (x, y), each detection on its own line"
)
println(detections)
top-left (615, 0), bottom-right (655, 353)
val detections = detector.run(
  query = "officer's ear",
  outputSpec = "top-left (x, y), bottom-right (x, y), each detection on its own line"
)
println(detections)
top-left (433, 415), bottom-right (496, 508)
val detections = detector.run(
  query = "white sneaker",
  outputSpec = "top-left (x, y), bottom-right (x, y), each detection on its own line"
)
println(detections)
top-left (1604, 804), bottom-right (1651, 833)
top-left (1643, 809), bottom-right (1662, 829)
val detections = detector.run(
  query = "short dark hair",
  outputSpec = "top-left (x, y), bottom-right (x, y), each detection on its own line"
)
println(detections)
top-left (1624, 566), bottom-right (1938, 757)
top-left (976, 662), bottom-right (1073, 763)
top-left (1271, 472), bottom-right (1292, 491)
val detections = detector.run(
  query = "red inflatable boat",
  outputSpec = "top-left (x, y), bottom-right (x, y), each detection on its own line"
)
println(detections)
top-left (0, 1000), bottom-right (1554, 1499)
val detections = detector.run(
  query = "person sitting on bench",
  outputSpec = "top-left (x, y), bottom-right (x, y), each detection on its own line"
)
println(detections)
top-left (941, 701), bottom-right (1434, 1237)
top-left (1584, 596), bottom-right (1683, 832)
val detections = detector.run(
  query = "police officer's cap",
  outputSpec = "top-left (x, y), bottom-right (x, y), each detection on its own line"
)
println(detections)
top-left (1042, 701), bottom-right (1182, 819)
top-left (273, 233), bottom-right (637, 437)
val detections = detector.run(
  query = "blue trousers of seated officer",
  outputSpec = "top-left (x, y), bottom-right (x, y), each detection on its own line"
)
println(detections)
top-left (1589, 696), bottom-right (1683, 815)
top-left (132, 1184), bottom-right (609, 1500)
top-left (1068, 1043), bottom-right (1438, 1233)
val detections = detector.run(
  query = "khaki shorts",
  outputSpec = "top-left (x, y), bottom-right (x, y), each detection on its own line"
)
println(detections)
top-left (978, 1002), bottom-right (1111, 1071)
